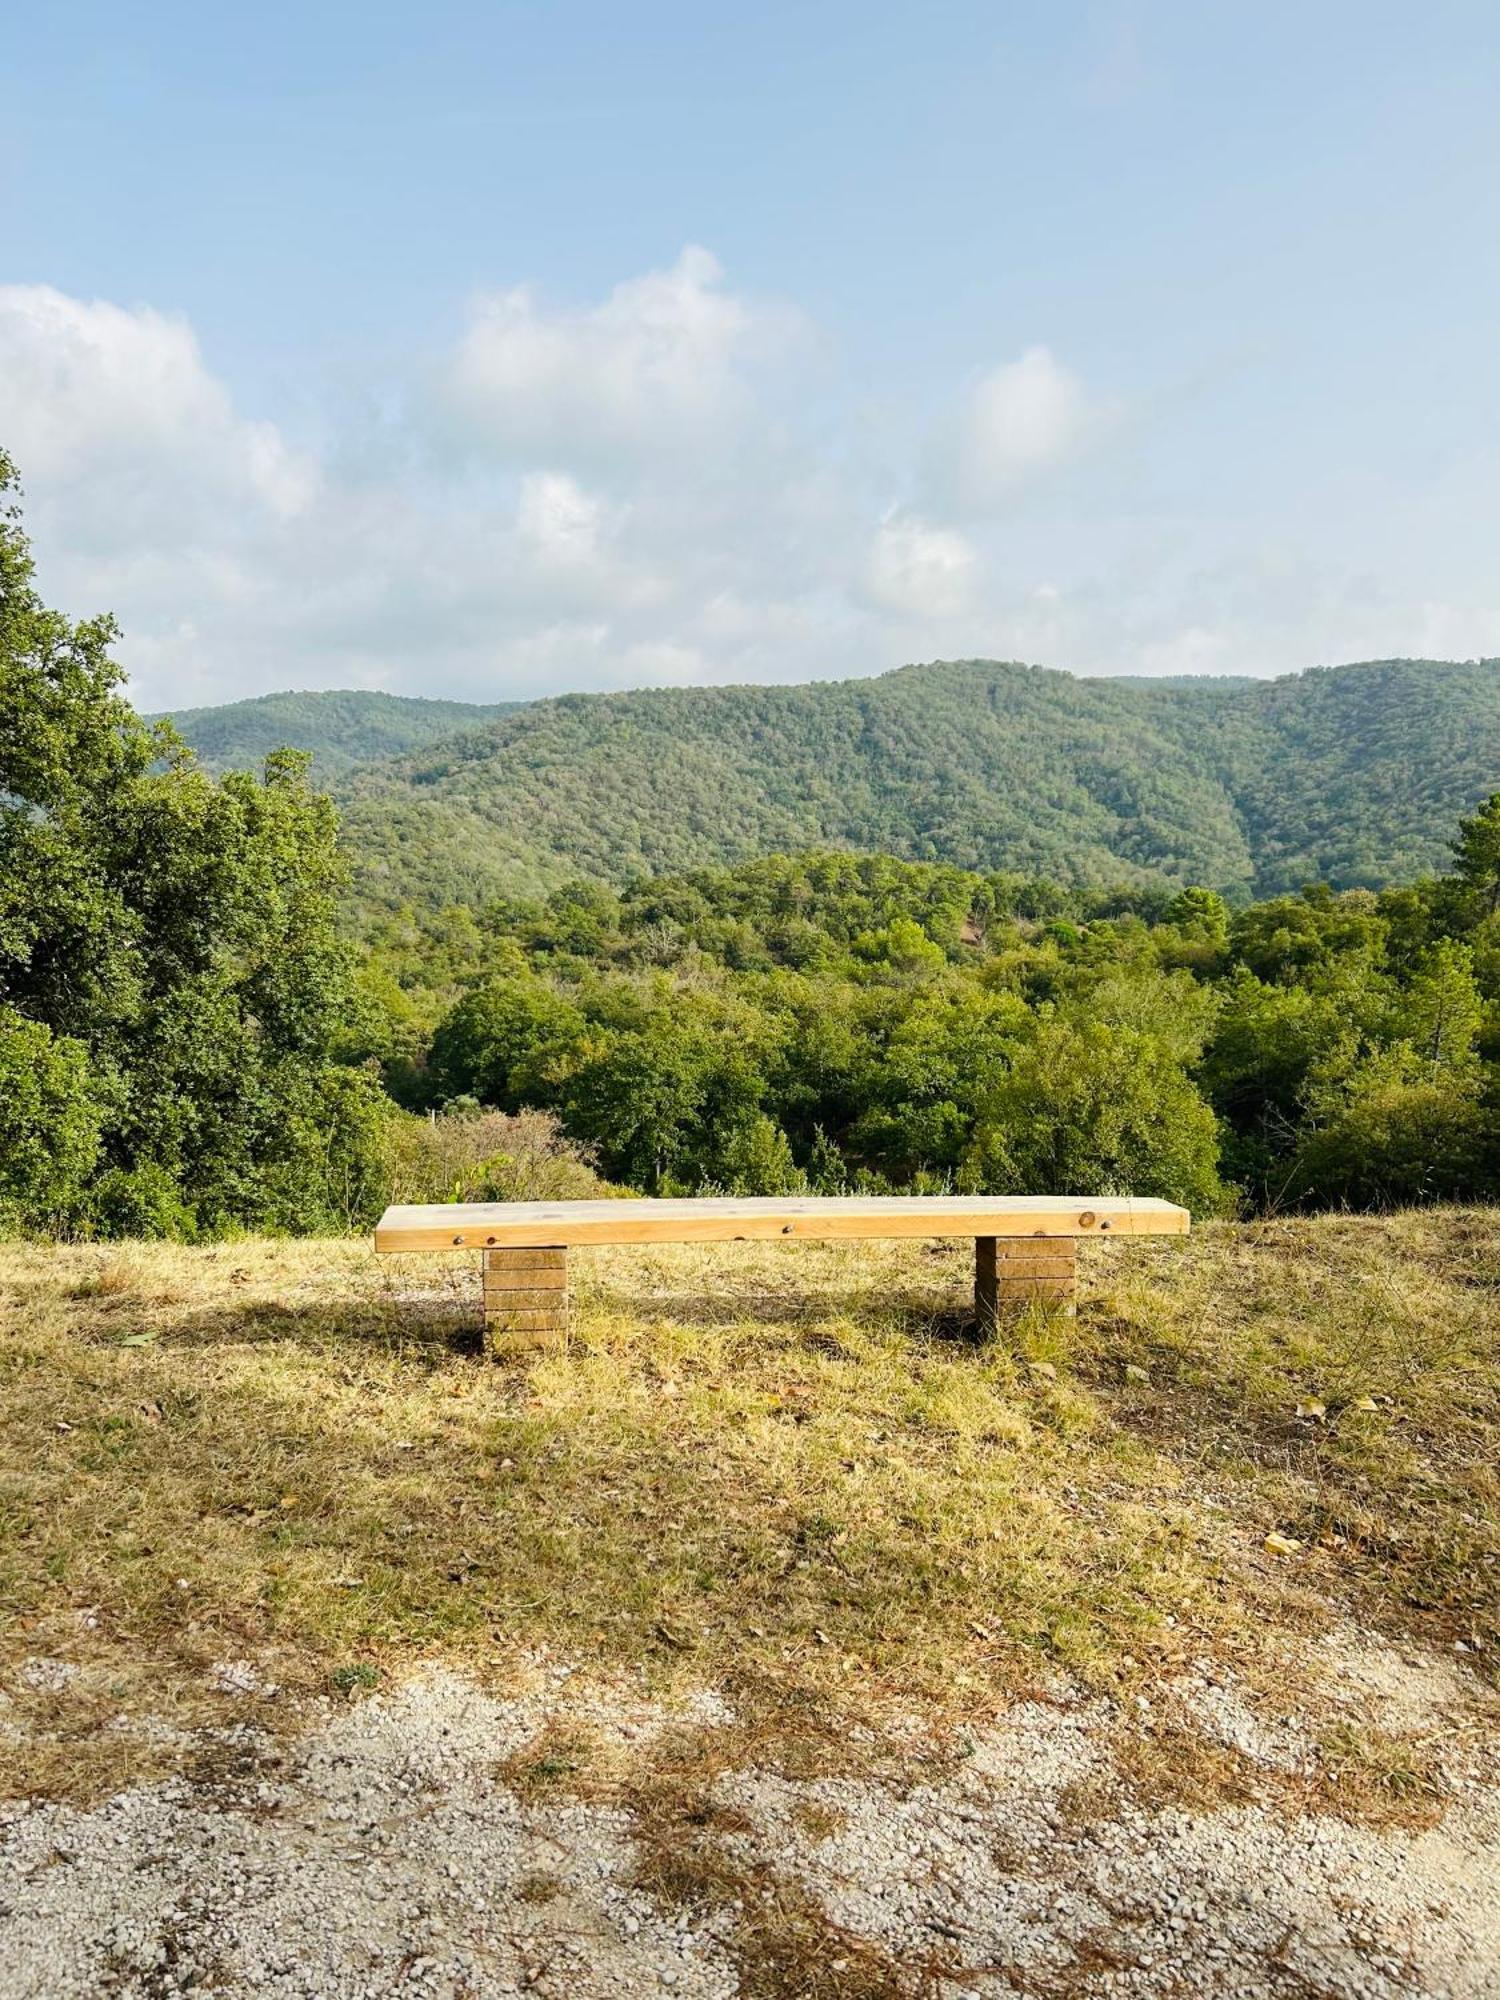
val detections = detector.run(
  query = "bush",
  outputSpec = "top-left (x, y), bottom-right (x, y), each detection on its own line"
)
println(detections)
top-left (1289, 1051), bottom-right (1495, 1208)
top-left (87, 1162), bottom-right (198, 1242)
top-left (711, 1113), bottom-right (805, 1195)
top-left (961, 1019), bottom-right (1228, 1214)
top-left (380, 1107), bottom-right (609, 1207)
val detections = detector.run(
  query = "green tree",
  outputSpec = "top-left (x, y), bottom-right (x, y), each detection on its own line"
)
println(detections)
top-left (0, 1008), bottom-right (105, 1228)
top-left (0, 451), bottom-right (388, 1236)
top-left (853, 916), bottom-right (948, 977)
top-left (844, 984), bottom-right (1029, 1181)
top-left (1156, 886), bottom-right (1230, 973)
top-left (1290, 1049), bottom-right (1492, 1208)
top-left (1388, 941), bottom-right (1483, 1078)
top-left (1453, 793), bottom-right (1500, 918)
top-left (1201, 971), bottom-right (1356, 1200)
top-left (962, 1019), bottom-right (1226, 1213)
top-left (558, 1024), bottom-right (713, 1190)
top-left (713, 1112), bottom-right (803, 1195)
top-left (1229, 887), bottom-right (1388, 986)
top-left (427, 978), bottom-right (588, 1109)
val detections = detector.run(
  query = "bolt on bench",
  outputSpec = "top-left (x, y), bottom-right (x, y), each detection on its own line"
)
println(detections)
top-left (375, 1196), bottom-right (1189, 1357)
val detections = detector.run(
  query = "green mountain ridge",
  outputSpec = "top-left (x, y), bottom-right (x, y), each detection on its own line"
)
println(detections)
top-left (154, 687), bottom-right (523, 780)
top-left (161, 658), bottom-right (1500, 911)
top-left (335, 656), bottom-right (1500, 911)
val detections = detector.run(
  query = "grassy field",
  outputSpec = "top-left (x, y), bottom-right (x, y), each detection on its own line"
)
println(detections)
top-left (1, 1211), bottom-right (1496, 1807)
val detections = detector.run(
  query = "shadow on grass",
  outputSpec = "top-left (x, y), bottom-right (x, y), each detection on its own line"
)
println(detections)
top-left (119, 1294), bottom-right (487, 1364)
top-left (919, 1305), bottom-right (991, 1347)
top-left (77, 1274), bottom-right (991, 1367)
top-left (582, 1283), bottom-right (978, 1334)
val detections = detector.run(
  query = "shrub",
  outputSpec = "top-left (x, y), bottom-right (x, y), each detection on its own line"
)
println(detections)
top-left (87, 1162), bottom-right (198, 1242)
top-left (380, 1107), bottom-right (609, 1207)
top-left (1289, 1050), bottom-right (1495, 1208)
top-left (961, 1019), bottom-right (1228, 1214)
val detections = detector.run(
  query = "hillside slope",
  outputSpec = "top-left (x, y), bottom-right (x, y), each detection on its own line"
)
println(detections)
top-left (155, 688), bottom-right (523, 781)
top-left (327, 656), bottom-right (1500, 910)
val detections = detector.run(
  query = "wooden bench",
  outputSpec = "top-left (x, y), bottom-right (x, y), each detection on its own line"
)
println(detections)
top-left (374, 1196), bottom-right (1189, 1356)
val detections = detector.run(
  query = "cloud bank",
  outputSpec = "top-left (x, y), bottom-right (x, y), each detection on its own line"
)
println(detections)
top-left (0, 260), bottom-right (1494, 712)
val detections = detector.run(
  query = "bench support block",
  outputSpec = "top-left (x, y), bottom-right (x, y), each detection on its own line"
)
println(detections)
top-left (975, 1236), bottom-right (1077, 1329)
top-left (483, 1247), bottom-right (569, 1357)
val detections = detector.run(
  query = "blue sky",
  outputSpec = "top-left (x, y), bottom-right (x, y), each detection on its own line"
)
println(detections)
top-left (3, 0), bottom-right (1498, 708)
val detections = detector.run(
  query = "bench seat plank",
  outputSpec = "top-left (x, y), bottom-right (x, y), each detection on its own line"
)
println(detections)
top-left (376, 1194), bottom-right (1188, 1254)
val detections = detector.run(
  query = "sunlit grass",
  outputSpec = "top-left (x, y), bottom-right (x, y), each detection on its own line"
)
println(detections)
top-left (1088, 1210), bottom-right (1500, 1646)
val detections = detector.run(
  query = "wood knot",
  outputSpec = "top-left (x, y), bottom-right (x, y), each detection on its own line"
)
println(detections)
top-left (1078, 1211), bottom-right (1097, 1228)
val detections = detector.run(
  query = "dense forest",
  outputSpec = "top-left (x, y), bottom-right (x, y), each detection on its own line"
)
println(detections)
top-left (288, 654), bottom-right (1499, 916)
top-left (342, 838), bottom-right (1500, 1219)
top-left (5, 453), bottom-right (1499, 1239)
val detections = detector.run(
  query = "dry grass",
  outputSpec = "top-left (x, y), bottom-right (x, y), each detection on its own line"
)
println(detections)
top-left (1087, 1208), bottom-right (1500, 1656)
top-left (1312, 1719), bottom-right (1448, 1825)
top-left (0, 1212), bottom-right (1496, 1807)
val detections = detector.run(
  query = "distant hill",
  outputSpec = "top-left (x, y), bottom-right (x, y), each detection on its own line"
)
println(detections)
top-left (319, 657), bottom-right (1500, 913)
top-left (155, 689), bottom-right (523, 781)
top-left (157, 659), bottom-right (1500, 910)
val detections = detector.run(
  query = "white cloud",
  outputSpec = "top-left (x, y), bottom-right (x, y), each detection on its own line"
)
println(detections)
top-left (0, 285), bottom-right (314, 537)
top-left (2, 265), bottom-right (1494, 716)
top-left (0, 262), bottom-right (847, 708)
top-left (515, 471), bottom-right (609, 564)
top-left (865, 514), bottom-right (977, 618)
top-left (439, 246), bottom-right (805, 466)
top-left (509, 471), bottom-right (667, 616)
top-left (948, 345), bottom-right (1091, 509)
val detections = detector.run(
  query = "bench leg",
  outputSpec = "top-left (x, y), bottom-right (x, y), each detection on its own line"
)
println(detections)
top-left (975, 1237), bottom-right (1077, 1330)
top-left (482, 1247), bottom-right (569, 1358)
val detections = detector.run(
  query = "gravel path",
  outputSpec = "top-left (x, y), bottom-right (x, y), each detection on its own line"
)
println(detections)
top-left (1, 1632), bottom-right (1496, 1998)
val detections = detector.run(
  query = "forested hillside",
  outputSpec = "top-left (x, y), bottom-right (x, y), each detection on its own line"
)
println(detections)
top-left (319, 657), bottom-right (1500, 916)
top-left (156, 688), bottom-right (521, 780)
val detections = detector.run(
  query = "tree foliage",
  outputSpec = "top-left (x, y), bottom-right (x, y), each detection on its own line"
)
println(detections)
top-left (0, 452), bottom-right (390, 1236)
top-left (368, 837), bottom-right (1499, 1214)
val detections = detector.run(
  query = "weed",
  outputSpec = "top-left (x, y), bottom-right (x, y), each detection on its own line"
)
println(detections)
top-left (329, 1662), bottom-right (382, 1695)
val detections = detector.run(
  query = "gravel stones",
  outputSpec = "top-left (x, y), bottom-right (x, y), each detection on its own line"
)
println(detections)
top-left (1, 1636), bottom-right (1496, 1998)
top-left (0, 1671), bottom-right (736, 2000)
